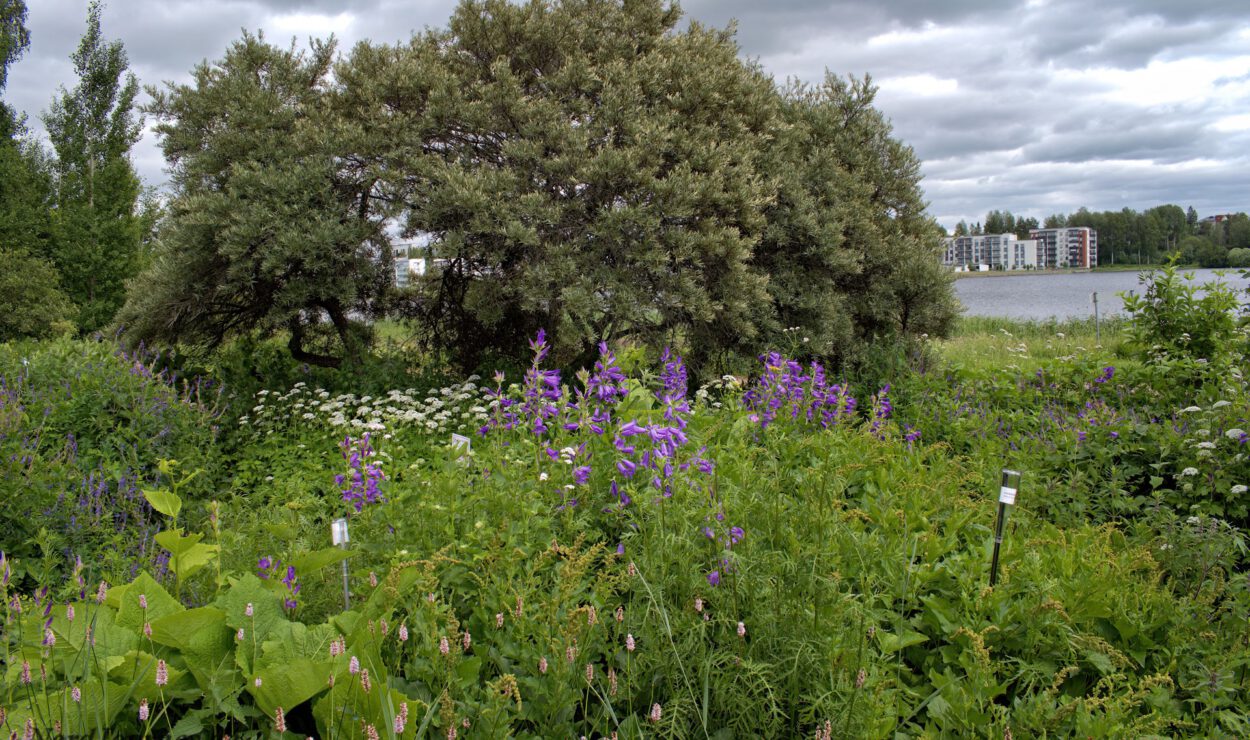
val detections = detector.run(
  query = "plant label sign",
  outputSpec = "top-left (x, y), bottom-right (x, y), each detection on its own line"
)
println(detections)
top-left (451, 433), bottom-right (471, 453)
top-left (331, 517), bottom-right (350, 545)
top-left (998, 469), bottom-right (1021, 506)
top-left (451, 433), bottom-right (471, 462)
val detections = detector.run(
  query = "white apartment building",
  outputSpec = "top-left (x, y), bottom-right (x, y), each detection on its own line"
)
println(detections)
top-left (1028, 227), bottom-right (1097, 269)
top-left (942, 233), bottom-right (1039, 271)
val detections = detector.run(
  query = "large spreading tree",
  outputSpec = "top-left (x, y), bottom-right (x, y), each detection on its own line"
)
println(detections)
top-left (124, 0), bottom-right (955, 374)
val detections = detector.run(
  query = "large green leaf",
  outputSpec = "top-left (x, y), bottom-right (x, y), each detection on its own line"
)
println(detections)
top-left (114, 572), bottom-right (184, 635)
top-left (150, 607), bottom-right (227, 652)
top-left (251, 657), bottom-right (333, 716)
top-left (142, 486), bottom-right (182, 519)
top-left (215, 574), bottom-right (290, 674)
top-left (154, 530), bottom-right (220, 580)
top-left (292, 546), bottom-right (354, 575)
top-left (260, 621), bottom-right (337, 666)
top-left (107, 649), bottom-right (193, 701)
top-left (878, 628), bottom-right (929, 653)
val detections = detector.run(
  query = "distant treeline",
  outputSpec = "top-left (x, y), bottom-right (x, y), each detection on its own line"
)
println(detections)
top-left (949, 205), bottom-right (1250, 268)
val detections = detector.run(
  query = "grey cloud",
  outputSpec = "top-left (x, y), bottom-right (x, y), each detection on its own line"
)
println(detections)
top-left (1019, 121), bottom-right (1210, 165)
top-left (3, 0), bottom-right (1246, 224)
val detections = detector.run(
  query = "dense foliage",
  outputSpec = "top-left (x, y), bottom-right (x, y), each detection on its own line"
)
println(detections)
top-left (114, 35), bottom-right (392, 369)
top-left (121, 0), bottom-right (955, 375)
top-left (0, 0), bottom-right (143, 337)
top-left (41, 0), bottom-right (143, 334)
top-left (2, 267), bottom-right (1248, 737)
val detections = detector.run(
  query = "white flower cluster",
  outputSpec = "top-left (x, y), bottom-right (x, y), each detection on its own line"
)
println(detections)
top-left (239, 378), bottom-right (491, 436)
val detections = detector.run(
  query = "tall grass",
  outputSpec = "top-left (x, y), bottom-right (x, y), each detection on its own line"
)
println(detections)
top-left (936, 315), bottom-right (1128, 372)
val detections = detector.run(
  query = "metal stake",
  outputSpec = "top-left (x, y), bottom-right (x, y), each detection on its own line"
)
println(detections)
top-left (1092, 292), bottom-right (1100, 344)
top-left (990, 470), bottom-right (1021, 587)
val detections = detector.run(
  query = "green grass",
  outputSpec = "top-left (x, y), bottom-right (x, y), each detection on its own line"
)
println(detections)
top-left (935, 315), bottom-right (1127, 372)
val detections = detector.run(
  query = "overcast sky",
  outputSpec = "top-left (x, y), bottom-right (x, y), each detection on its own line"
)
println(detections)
top-left (7, 0), bottom-right (1248, 229)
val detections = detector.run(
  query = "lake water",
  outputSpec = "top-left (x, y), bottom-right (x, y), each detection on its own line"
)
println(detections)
top-left (953, 268), bottom-right (1250, 321)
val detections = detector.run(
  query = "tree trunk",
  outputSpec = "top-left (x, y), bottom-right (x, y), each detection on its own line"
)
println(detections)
top-left (322, 299), bottom-right (360, 367)
top-left (287, 316), bottom-right (342, 369)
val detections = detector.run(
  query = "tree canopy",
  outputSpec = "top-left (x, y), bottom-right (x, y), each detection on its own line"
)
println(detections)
top-left (117, 34), bottom-right (392, 367)
top-left (41, 0), bottom-right (142, 332)
top-left (122, 0), bottom-right (955, 373)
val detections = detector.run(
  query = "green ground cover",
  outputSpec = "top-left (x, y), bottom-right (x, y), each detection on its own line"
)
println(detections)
top-left (1, 268), bottom-right (1248, 738)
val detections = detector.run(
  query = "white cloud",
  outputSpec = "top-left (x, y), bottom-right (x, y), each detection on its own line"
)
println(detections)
top-left (878, 73), bottom-right (959, 97)
top-left (1055, 56), bottom-right (1250, 107)
top-left (1211, 114), bottom-right (1250, 132)
top-left (266, 11), bottom-right (356, 36)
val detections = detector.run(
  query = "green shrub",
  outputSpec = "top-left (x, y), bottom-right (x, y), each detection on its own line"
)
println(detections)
top-left (0, 336), bottom-right (223, 586)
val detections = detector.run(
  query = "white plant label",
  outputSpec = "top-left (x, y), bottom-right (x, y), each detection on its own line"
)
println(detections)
top-left (451, 433), bottom-right (471, 453)
top-left (331, 517), bottom-right (350, 545)
top-left (999, 486), bottom-right (1017, 506)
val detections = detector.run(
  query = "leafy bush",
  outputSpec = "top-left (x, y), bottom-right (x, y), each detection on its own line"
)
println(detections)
top-left (0, 336), bottom-right (223, 586)
top-left (1120, 262), bottom-right (1242, 366)
top-left (0, 249), bottom-right (76, 341)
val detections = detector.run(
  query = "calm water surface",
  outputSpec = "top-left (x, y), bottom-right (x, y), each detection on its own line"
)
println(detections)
top-left (954, 269), bottom-right (1250, 321)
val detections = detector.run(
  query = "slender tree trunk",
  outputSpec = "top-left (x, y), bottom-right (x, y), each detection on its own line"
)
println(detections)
top-left (322, 299), bottom-right (359, 367)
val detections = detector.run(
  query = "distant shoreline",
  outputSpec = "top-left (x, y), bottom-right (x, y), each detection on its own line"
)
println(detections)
top-left (952, 266), bottom-right (1158, 280)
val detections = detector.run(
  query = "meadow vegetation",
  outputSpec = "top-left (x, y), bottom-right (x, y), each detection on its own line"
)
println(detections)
top-left (2, 266), bottom-right (1248, 738)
